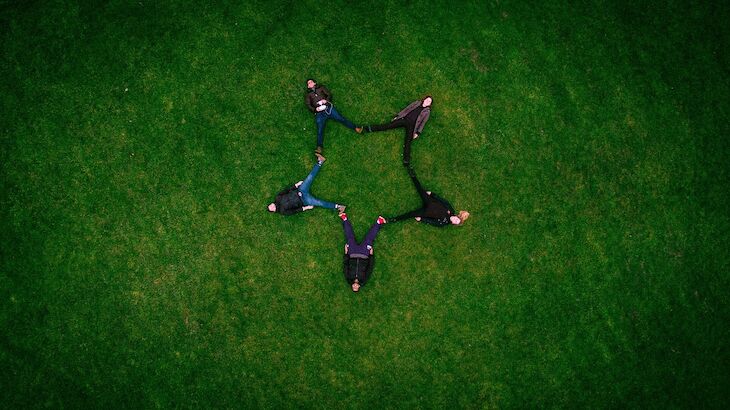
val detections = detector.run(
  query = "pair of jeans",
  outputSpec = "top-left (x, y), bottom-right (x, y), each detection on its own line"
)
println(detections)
top-left (342, 219), bottom-right (382, 255)
top-left (315, 105), bottom-right (356, 147)
top-left (298, 161), bottom-right (338, 209)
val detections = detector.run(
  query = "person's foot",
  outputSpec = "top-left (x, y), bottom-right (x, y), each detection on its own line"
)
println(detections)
top-left (377, 216), bottom-right (386, 225)
top-left (355, 126), bottom-right (363, 134)
top-left (337, 204), bottom-right (346, 213)
top-left (315, 152), bottom-right (326, 163)
top-left (339, 212), bottom-right (348, 221)
top-left (314, 146), bottom-right (323, 155)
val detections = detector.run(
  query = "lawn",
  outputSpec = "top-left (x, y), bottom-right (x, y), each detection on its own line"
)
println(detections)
top-left (1, 0), bottom-right (728, 408)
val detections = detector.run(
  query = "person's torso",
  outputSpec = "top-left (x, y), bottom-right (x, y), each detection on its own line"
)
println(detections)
top-left (310, 86), bottom-right (331, 105)
top-left (345, 255), bottom-right (371, 284)
top-left (276, 189), bottom-right (304, 213)
top-left (423, 196), bottom-right (451, 220)
top-left (405, 104), bottom-right (425, 122)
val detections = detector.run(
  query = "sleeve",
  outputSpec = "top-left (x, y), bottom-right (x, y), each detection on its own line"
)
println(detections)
top-left (321, 86), bottom-right (332, 102)
top-left (343, 254), bottom-right (353, 283)
top-left (395, 101), bottom-right (421, 119)
top-left (280, 205), bottom-right (303, 216)
top-left (362, 254), bottom-right (375, 285)
top-left (387, 208), bottom-right (424, 223)
top-left (418, 216), bottom-right (450, 227)
top-left (305, 93), bottom-right (317, 113)
top-left (414, 108), bottom-right (431, 134)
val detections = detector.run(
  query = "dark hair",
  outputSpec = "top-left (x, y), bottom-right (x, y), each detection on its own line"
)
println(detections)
top-left (306, 78), bottom-right (316, 87)
top-left (423, 95), bottom-right (433, 103)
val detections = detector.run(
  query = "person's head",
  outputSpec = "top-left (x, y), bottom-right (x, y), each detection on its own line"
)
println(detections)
top-left (267, 203), bottom-right (277, 212)
top-left (306, 79), bottom-right (316, 89)
top-left (351, 279), bottom-right (360, 292)
top-left (450, 210), bottom-right (470, 225)
top-left (422, 95), bottom-right (433, 107)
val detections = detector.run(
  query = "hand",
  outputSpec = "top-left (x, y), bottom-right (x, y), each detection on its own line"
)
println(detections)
top-left (413, 133), bottom-right (419, 139)
top-left (295, 180), bottom-right (303, 188)
top-left (303, 205), bottom-right (314, 211)
top-left (344, 244), bottom-right (349, 253)
top-left (415, 217), bottom-right (422, 221)
top-left (426, 191), bottom-right (431, 195)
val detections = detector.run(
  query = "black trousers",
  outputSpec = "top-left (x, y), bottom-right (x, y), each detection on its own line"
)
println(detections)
top-left (388, 167), bottom-right (429, 222)
top-left (368, 117), bottom-right (416, 165)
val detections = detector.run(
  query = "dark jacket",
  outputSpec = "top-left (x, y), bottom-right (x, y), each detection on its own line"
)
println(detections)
top-left (305, 85), bottom-right (332, 114)
top-left (275, 186), bottom-right (304, 215)
top-left (420, 192), bottom-right (455, 226)
top-left (396, 100), bottom-right (431, 135)
top-left (343, 253), bottom-right (374, 285)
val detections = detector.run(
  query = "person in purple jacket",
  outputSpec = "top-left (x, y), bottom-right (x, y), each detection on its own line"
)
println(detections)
top-left (363, 96), bottom-right (432, 165)
top-left (339, 212), bottom-right (387, 292)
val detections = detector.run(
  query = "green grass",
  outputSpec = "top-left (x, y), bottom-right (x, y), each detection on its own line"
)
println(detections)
top-left (1, 0), bottom-right (729, 407)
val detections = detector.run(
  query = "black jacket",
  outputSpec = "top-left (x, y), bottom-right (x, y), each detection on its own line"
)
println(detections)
top-left (305, 85), bottom-right (332, 113)
top-left (343, 254), bottom-right (374, 285)
top-left (420, 192), bottom-right (455, 226)
top-left (275, 186), bottom-right (304, 215)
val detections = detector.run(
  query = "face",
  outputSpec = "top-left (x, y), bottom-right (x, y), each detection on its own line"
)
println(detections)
top-left (267, 203), bottom-right (276, 212)
top-left (351, 280), bottom-right (360, 292)
top-left (307, 80), bottom-right (316, 89)
top-left (422, 97), bottom-right (432, 107)
top-left (450, 215), bottom-right (462, 225)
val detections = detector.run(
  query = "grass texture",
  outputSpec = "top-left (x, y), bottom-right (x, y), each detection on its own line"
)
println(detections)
top-left (1, 0), bottom-right (729, 407)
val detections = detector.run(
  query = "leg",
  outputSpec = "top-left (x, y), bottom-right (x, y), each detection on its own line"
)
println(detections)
top-left (342, 218), bottom-right (358, 247)
top-left (328, 106), bottom-right (356, 129)
top-left (299, 161), bottom-right (322, 194)
top-left (301, 193), bottom-right (338, 210)
top-left (402, 121), bottom-right (416, 165)
top-left (407, 166), bottom-right (429, 204)
top-left (366, 118), bottom-right (406, 133)
top-left (361, 221), bottom-right (383, 248)
top-left (315, 113), bottom-right (327, 148)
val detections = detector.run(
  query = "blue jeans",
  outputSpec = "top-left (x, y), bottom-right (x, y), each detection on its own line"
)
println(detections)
top-left (315, 105), bottom-right (356, 147)
top-left (298, 162), bottom-right (338, 209)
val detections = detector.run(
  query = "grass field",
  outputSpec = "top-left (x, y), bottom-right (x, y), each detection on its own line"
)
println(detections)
top-left (2, 0), bottom-right (729, 407)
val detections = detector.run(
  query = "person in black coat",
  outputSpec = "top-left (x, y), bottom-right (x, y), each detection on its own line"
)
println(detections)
top-left (386, 167), bottom-right (470, 226)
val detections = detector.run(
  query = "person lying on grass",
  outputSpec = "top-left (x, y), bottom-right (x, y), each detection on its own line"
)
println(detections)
top-left (385, 166), bottom-right (469, 226)
top-left (340, 212), bottom-right (386, 292)
top-left (305, 78), bottom-right (363, 154)
top-left (362, 95), bottom-right (432, 165)
top-left (267, 153), bottom-right (346, 215)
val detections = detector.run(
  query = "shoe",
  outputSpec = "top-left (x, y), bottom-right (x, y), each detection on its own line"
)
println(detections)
top-left (377, 216), bottom-right (386, 225)
top-left (337, 204), bottom-right (346, 213)
top-left (315, 152), bottom-right (326, 163)
top-left (314, 146), bottom-right (323, 154)
top-left (339, 212), bottom-right (348, 221)
top-left (355, 126), bottom-right (363, 134)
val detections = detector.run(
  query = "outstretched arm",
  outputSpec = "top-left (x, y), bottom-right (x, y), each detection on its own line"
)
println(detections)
top-left (387, 208), bottom-right (424, 223)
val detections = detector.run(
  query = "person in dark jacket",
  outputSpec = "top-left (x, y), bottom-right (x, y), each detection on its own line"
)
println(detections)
top-left (267, 153), bottom-right (346, 215)
top-left (363, 96), bottom-right (432, 165)
top-left (340, 212), bottom-right (386, 292)
top-left (385, 167), bottom-right (470, 226)
top-left (305, 79), bottom-right (362, 154)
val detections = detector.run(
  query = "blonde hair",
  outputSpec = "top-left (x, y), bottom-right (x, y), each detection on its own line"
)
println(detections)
top-left (458, 210), bottom-right (470, 222)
